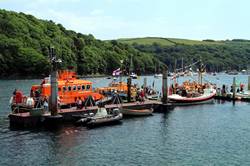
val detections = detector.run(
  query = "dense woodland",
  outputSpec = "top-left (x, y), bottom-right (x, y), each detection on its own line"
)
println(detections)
top-left (119, 38), bottom-right (250, 72)
top-left (1, 9), bottom-right (250, 78)
top-left (0, 9), bottom-right (159, 78)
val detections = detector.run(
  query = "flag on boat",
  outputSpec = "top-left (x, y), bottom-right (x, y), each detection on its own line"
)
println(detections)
top-left (112, 68), bottom-right (122, 76)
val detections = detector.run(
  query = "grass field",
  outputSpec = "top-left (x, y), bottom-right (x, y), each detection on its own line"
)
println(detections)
top-left (117, 37), bottom-right (227, 46)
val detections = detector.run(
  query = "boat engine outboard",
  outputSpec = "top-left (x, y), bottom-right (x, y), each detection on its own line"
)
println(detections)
top-left (113, 108), bottom-right (120, 115)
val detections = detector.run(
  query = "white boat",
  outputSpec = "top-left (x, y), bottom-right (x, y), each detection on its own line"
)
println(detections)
top-left (168, 88), bottom-right (216, 106)
top-left (130, 73), bottom-right (138, 79)
top-left (227, 71), bottom-right (238, 75)
top-left (168, 72), bottom-right (174, 77)
top-left (191, 72), bottom-right (198, 76)
top-left (86, 107), bottom-right (123, 127)
top-left (228, 91), bottom-right (250, 99)
top-left (154, 73), bottom-right (163, 78)
top-left (121, 108), bottom-right (153, 116)
top-left (147, 94), bottom-right (159, 100)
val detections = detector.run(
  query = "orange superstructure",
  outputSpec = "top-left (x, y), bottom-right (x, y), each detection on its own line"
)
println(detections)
top-left (95, 81), bottom-right (137, 97)
top-left (31, 70), bottom-right (103, 106)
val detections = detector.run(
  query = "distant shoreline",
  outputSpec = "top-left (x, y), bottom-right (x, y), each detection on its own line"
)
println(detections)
top-left (0, 73), bottom-right (154, 80)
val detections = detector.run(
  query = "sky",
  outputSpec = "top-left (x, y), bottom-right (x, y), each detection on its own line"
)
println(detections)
top-left (0, 0), bottom-right (250, 40)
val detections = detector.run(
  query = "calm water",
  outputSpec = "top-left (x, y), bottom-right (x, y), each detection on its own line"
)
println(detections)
top-left (1, 74), bottom-right (250, 165)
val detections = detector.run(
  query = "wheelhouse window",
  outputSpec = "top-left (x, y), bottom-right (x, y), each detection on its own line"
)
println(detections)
top-left (63, 86), bottom-right (67, 92)
top-left (58, 87), bottom-right (61, 92)
top-left (73, 85), bottom-right (76, 91)
top-left (77, 86), bottom-right (81, 91)
top-left (68, 86), bottom-right (72, 91)
top-left (86, 85), bottom-right (91, 90)
top-left (82, 85), bottom-right (85, 90)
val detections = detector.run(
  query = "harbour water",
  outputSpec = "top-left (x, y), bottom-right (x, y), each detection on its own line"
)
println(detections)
top-left (1, 74), bottom-right (250, 165)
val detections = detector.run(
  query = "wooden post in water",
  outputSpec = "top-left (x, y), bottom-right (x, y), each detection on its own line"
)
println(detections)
top-left (49, 47), bottom-right (58, 116)
top-left (42, 47), bottom-right (63, 126)
top-left (233, 77), bottom-right (236, 100)
top-left (127, 77), bottom-right (132, 103)
top-left (248, 76), bottom-right (250, 91)
top-left (161, 67), bottom-right (168, 103)
top-left (50, 71), bottom-right (58, 116)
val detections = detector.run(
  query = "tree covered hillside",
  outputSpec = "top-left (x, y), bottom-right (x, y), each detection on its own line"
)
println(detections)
top-left (0, 10), bottom-right (160, 78)
top-left (118, 37), bottom-right (250, 72)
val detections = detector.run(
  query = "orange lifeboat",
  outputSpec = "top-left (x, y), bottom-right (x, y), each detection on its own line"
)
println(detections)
top-left (95, 81), bottom-right (137, 98)
top-left (30, 70), bottom-right (103, 106)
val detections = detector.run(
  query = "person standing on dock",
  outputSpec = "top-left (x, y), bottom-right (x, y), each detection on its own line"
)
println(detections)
top-left (132, 90), bottom-right (137, 101)
top-left (13, 89), bottom-right (17, 95)
top-left (43, 97), bottom-right (48, 112)
top-left (76, 97), bottom-right (82, 109)
top-left (140, 89), bottom-right (145, 103)
top-left (240, 83), bottom-right (244, 92)
top-left (30, 89), bottom-right (35, 97)
top-left (221, 84), bottom-right (226, 96)
top-left (57, 96), bottom-right (61, 110)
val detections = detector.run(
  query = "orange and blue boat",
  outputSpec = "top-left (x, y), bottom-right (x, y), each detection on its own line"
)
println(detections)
top-left (10, 70), bottom-right (104, 112)
top-left (30, 70), bottom-right (103, 106)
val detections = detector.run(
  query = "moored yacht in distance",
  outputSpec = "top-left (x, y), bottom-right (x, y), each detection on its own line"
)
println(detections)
top-left (130, 72), bottom-right (138, 79)
top-left (154, 73), bottom-right (163, 78)
top-left (227, 70), bottom-right (238, 75)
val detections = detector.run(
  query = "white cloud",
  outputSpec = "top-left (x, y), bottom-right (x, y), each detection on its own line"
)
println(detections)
top-left (30, 9), bottom-right (133, 39)
top-left (90, 9), bottom-right (103, 16)
top-left (25, 0), bottom-right (80, 10)
top-left (104, 0), bottom-right (113, 4)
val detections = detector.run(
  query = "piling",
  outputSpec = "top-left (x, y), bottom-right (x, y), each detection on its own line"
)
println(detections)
top-left (46, 47), bottom-right (63, 124)
top-left (248, 76), bottom-right (250, 91)
top-left (161, 68), bottom-right (168, 103)
top-left (233, 77), bottom-right (236, 100)
top-left (49, 47), bottom-right (58, 116)
top-left (127, 77), bottom-right (132, 102)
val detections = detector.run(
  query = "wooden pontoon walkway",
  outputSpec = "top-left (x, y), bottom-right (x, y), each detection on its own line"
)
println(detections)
top-left (9, 100), bottom-right (172, 128)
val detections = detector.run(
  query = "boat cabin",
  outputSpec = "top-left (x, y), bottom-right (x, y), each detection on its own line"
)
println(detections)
top-left (31, 70), bottom-right (103, 106)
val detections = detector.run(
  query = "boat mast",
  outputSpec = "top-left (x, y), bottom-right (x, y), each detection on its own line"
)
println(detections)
top-left (129, 54), bottom-right (133, 75)
top-left (182, 57), bottom-right (184, 74)
top-left (174, 59), bottom-right (177, 84)
top-left (120, 59), bottom-right (123, 83)
top-left (198, 59), bottom-right (204, 85)
top-left (127, 54), bottom-right (133, 102)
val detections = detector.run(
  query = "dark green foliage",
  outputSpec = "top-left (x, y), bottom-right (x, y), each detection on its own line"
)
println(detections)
top-left (131, 40), bottom-right (250, 72)
top-left (0, 9), bottom-right (159, 77)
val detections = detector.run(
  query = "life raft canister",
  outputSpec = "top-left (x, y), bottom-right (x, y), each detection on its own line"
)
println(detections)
top-left (26, 97), bottom-right (34, 107)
